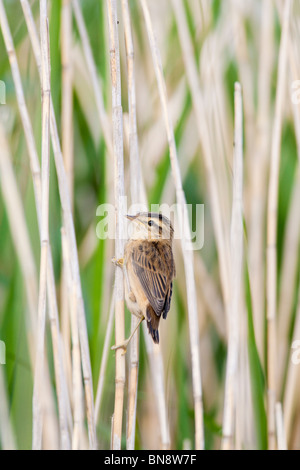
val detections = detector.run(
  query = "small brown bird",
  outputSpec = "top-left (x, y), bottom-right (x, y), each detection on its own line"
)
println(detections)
top-left (112, 212), bottom-right (175, 352)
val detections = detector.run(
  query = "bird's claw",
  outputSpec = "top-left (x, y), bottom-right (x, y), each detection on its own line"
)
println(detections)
top-left (112, 257), bottom-right (124, 268)
top-left (111, 340), bottom-right (129, 355)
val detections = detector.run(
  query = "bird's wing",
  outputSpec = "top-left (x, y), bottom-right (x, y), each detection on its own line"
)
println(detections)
top-left (131, 241), bottom-right (174, 317)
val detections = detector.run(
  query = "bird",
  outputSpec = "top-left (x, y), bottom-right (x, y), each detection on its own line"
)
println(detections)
top-left (111, 212), bottom-right (175, 352)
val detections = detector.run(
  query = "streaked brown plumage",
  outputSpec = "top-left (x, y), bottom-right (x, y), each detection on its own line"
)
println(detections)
top-left (112, 212), bottom-right (175, 351)
top-left (125, 237), bottom-right (175, 343)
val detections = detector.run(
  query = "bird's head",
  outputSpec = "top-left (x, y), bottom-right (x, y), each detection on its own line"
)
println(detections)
top-left (126, 212), bottom-right (174, 242)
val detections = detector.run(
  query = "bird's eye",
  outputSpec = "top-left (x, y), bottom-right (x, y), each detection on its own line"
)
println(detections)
top-left (148, 220), bottom-right (154, 227)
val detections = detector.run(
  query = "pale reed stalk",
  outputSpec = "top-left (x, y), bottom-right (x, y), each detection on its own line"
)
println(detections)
top-left (141, 0), bottom-right (204, 449)
top-left (122, 1), bottom-right (171, 447)
top-left (275, 402), bottom-right (287, 450)
top-left (266, 0), bottom-right (291, 450)
top-left (50, 50), bottom-right (97, 452)
top-left (283, 294), bottom-right (300, 443)
top-left (0, 1), bottom-right (71, 448)
top-left (0, 368), bottom-right (16, 450)
top-left (60, 0), bottom-right (73, 383)
top-left (194, 256), bottom-right (226, 342)
top-left (71, 2), bottom-right (136, 438)
top-left (94, 292), bottom-right (115, 421)
top-left (0, 123), bottom-right (38, 337)
top-left (1, 0), bottom-right (41, 216)
top-left (72, 0), bottom-right (113, 158)
top-left (32, 0), bottom-right (51, 449)
top-left (61, 228), bottom-right (85, 449)
top-left (221, 83), bottom-right (244, 450)
top-left (277, 167), bottom-right (300, 389)
top-left (230, 0), bottom-right (255, 152)
top-left (248, 0), bottom-right (273, 361)
top-left (121, 0), bottom-right (141, 450)
top-left (281, 17), bottom-right (300, 442)
top-left (73, 0), bottom-right (170, 449)
top-left (70, 8), bottom-right (120, 414)
top-left (172, 0), bottom-right (231, 328)
top-left (143, 333), bottom-right (170, 449)
top-left (0, 126), bottom-right (62, 449)
top-left (106, 0), bottom-right (126, 450)
top-left (20, 0), bottom-right (97, 448)
top-left (0, 123), bottom-right (37, 450)
top-left (207, 56), bottom-right (231, 225)
top-left (277, 18), bottom-right (300, 391)
top-left (61, 0), bottom-right (74, 205)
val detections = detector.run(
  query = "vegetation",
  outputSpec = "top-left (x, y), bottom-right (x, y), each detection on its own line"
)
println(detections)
top-left (0, 0), bottom-right (299, 450)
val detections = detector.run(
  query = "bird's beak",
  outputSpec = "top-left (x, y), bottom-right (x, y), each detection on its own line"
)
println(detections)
top-left (126, 214), bottom-right (138, 221)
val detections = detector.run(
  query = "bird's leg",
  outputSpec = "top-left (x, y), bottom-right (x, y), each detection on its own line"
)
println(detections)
top-left (130, 309), bottom-right (143, 320)
top-left (111, 316), bottom-right (144, 354)
top-left (112, 257), bottom-right (136, 303)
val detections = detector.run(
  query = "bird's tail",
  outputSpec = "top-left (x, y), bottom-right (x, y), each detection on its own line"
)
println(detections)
top-left (146, 305), bottom-right (160, 344)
